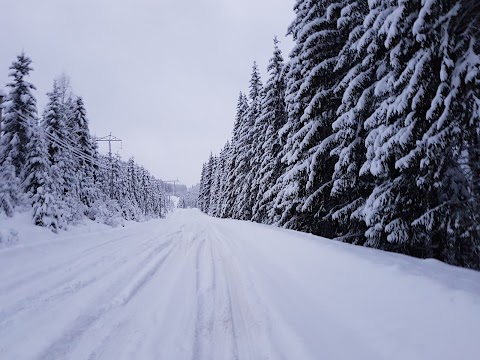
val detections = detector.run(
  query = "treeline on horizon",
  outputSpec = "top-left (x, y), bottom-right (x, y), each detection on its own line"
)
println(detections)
top-left (0, 53), bottom-right (169, 231)
top-left (198, 0), bottom-right (480, 269)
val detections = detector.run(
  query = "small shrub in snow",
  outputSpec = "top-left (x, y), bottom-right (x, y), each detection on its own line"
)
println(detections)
top-left (89, 199), bottom-right (124, 228)
top-left (0, 228), bottom-right (19, 246)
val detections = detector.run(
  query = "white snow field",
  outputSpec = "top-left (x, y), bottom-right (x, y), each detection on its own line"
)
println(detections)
top-left (1, 209), bottom-right (480, 360)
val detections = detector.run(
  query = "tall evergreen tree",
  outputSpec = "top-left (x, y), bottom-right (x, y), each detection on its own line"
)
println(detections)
top-left (0, 52), bottom-right (37, 181)
top-left (274, 0), bottom-right (345, 235)
top-left (0, 156), bottom-right (20, 216)
top-left (233, 63), bottom-right (262, 220)
top-left (208, 155), bottom-right (220, 216)
top-left (199, 154), bottom-right (214, 213)
top-left (222, 93), bottom-right (249, 218)
top-left (408, 0), bottom-right (480, 266)
top-left (354, 0), bottom-right (480, 268)
top-left (329, 0), bottom-right (373, 244)
top-left (215, 142), bottom-right (230, 217)
top-left (41, 81), bottom-right (66, 202)
top-left (252, 38), bottom-right (288, 224)
top-left (23, 124), bottom-right (63, 231)
top-left (71, 96), bottom-right (98, 207)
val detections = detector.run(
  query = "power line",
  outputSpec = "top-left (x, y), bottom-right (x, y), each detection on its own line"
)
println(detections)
top-left (42, 129), bottom-right (110, 170)
top-left (12, 110), bottom-right (110, 170)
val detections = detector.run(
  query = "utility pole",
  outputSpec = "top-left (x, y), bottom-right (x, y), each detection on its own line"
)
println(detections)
top-left (164, 179), bottom-right (180, 196)
top-left (95, 132), bottom-right (122, 158)
top-left (95, 133), bottom-right (122, 197)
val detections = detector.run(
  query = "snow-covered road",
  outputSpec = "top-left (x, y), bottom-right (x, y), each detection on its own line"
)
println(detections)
top-left (1, 209), bottom-right (480, 360)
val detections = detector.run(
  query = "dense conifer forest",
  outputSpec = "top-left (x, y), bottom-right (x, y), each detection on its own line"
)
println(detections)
top-left (0, 54), bottom-right (167, 230)
top-left (198, 0), bottom-right (480, 269)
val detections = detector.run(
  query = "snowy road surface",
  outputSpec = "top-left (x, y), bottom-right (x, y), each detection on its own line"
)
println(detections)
top-left (1, 209), bottom-right (480, 360)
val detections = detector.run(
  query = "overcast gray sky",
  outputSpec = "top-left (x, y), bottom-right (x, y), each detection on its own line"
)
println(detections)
top-left (0, 0), bottom-right (294, 187)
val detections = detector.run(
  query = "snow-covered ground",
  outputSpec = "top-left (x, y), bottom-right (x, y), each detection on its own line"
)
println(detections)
top-left (0, 209), bottom-right (479, 360)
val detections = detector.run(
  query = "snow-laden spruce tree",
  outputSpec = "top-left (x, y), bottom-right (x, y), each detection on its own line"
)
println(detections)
top-left (232, 63), bottom-right (263, 221)
top-left (0, 52), bottom-right (37, 191)
top-left (357, 0), bottom-right (480, 268)
top-left (215, 142), bottom-right (230, 217)
top-left (71, 96), bottom-right (98, 208)
top-left (23, 123), bottom-right (63, 231)
top-left (359, 0), bottom-right (429, 253)
top-left (209, 144), bottom-right (232, 218)
top-left (252, 38), bottom-right (288, 224)
top-left (199, 154), bottom-right (214, 213)
top-left (407, 0), bottom-right (480, 267)
top-left (53, 78), bottom-right (82, 221)
top-left (142, 168), bottom-right (155, 217)
top-left (123, 157), bottom-right (142, 220)
top-left (136, 165), bottom-right (149, 216)
top-left (208, 155), bottom-right (220, 216)
top-left (273, 0), bottom-right (346, 235)
top-left (198, 162), bottom-right (208, 212)
top-left (329, 0), bottom-right (374, 244)
top-left (110, 153), bottom-right (126, 203)
top-left (248, 65), bottom-right (270, 219)
top-left (41, 81), bottom-right (73, 227)
top-left (221, 93), bottom-right (248, 218)
top-left (0, 156), bottom-right (20, 217)
top-left (42, 86), bottom-right (66, 197)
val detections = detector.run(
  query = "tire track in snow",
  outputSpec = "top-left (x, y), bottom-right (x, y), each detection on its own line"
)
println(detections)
top-left (192, 235), bottom-right (212, 360)
top-left (0, 229), bottom-right (179, 329)
top-left (206, 223), bottom-right (292, 360)
top-left (190, 226), bottom-right (242, 360)
top-left (0, 233), bottom-right (136, 294)
top-left (31, 233), bottom-right (181, 360)
top-left (212, 223), bottom-right (318, 360)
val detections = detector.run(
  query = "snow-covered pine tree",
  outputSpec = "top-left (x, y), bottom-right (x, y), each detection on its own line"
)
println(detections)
top-left (215, 142), bottom-right (230, 217)
top-left (252, 37), bottom-right (288, 224)
top-left (232, 62), bottom-right (262, 220)
top-left (269, 0), bottom-right (314, 229)
top-left (143, 170), bottom-right (157, 217)
top-left (359, 0), bottom-right (433, 253)
top-left (273, 0), bottom-right (345, 235)
top-left (110, 153), bottom-right (125, 203)
top-left (464, 0), bottom-right (480, 266)
top-left (408, 0), bottom-right (480, 267)
top-left (95, 154), bottom-right (111, 199)
top-left (71, 96), bottom-right (98, 208)
top-left (198, 162), bottom-right (207, 212)
top-left (41, 80), bottom-right (70, 227)
top-left (329, 0), bottom-right (373, 244)
top-left (0, 156), bottom-right (20, 217)
top-left (23, 123), bottom-right (63, 231)
top-left (359, 0), bottom-right (480, 268)
top-left (221, 93), bottom-right (249, 218)
top-left (248, 65), bottom-right (269, 220)
top-left (124, 157), bottom-right (142, 220)
top-left (53, 75), bottom-right (79, 208)
top-left (208, 155), bottom-right (220, 216)
top-left (150, 178), bottom-right (164, 218)
top-left (0, 52), bottom-right (37, 187)
top-left (202, 154), bottom-right (214, 214)
top-left (137, 166), bottom-right (149, 216)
